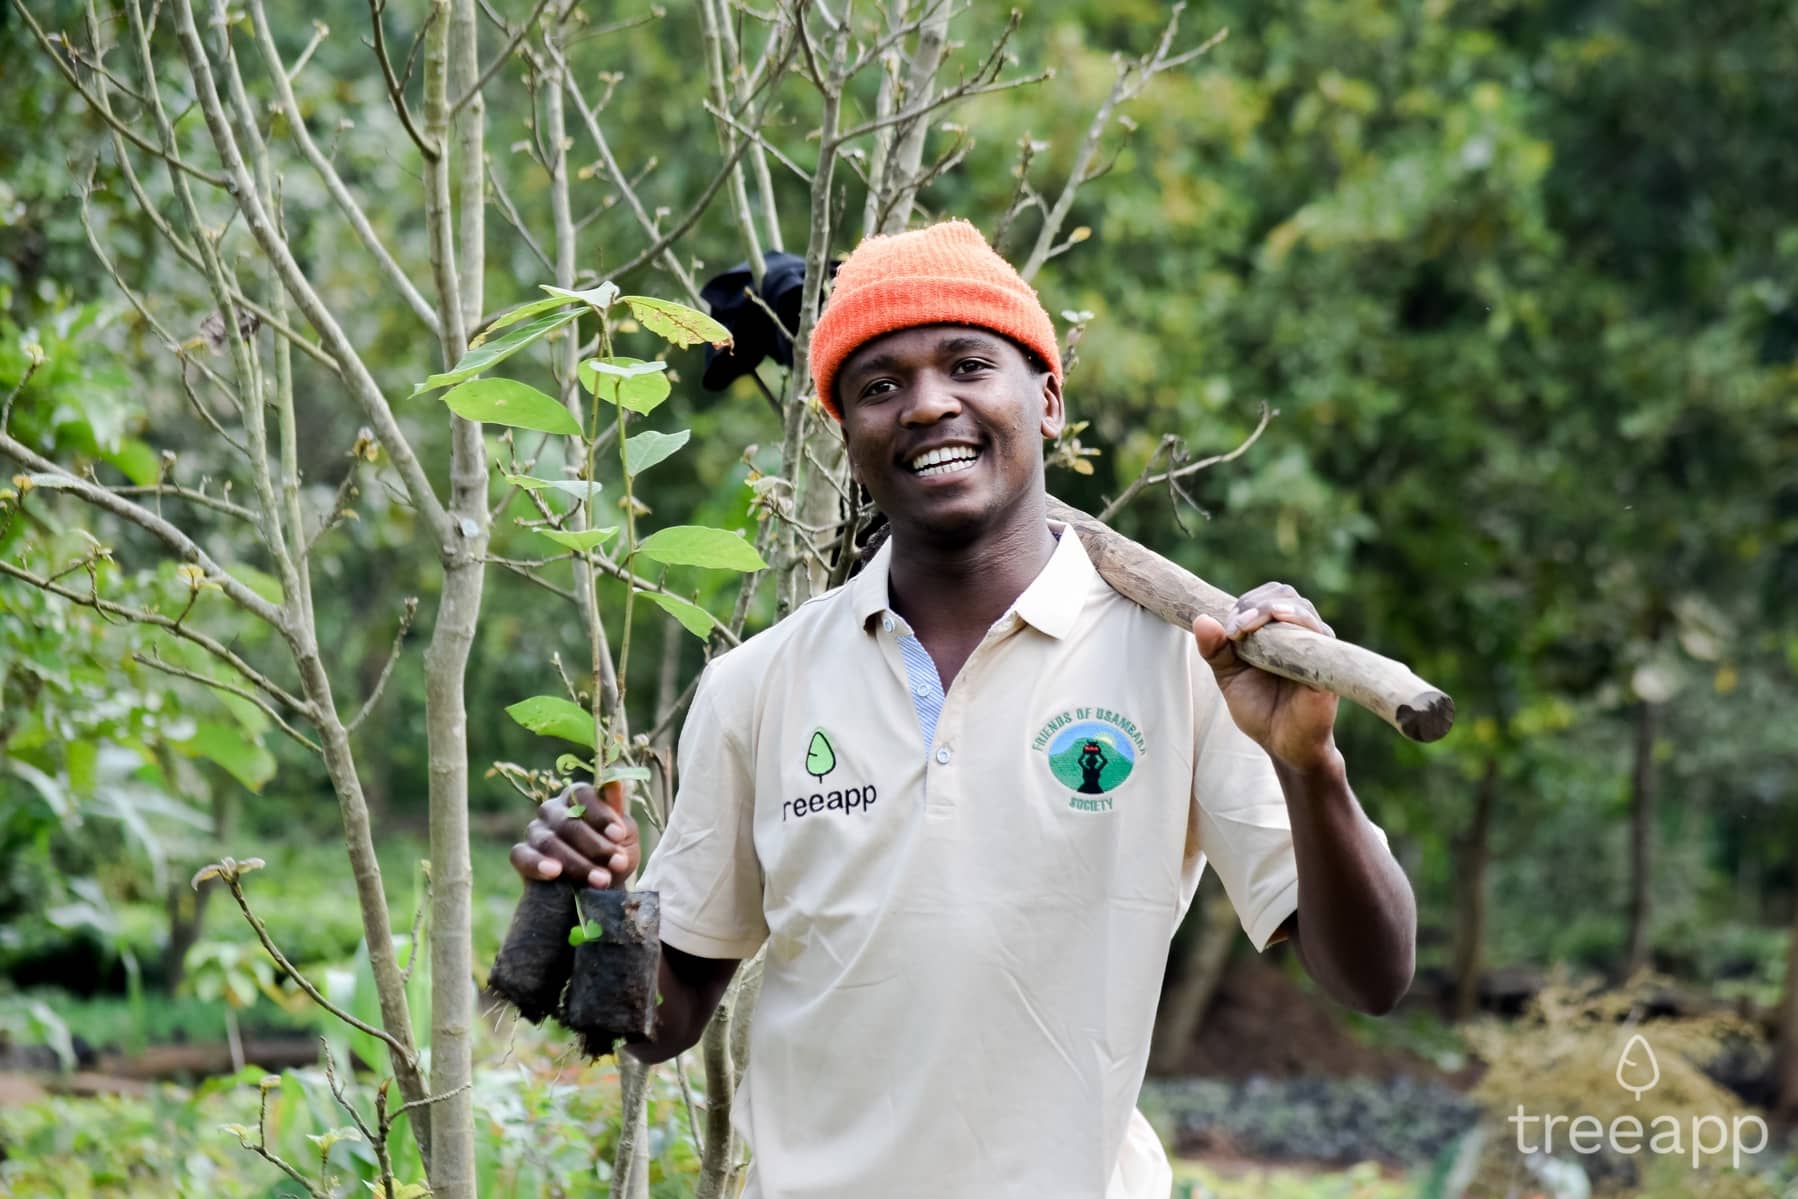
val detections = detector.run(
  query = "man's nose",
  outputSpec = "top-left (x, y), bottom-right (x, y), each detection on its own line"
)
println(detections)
top-left (899, 372), bottom-right (961, 425)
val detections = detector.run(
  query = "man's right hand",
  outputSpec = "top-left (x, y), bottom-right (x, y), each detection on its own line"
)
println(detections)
top-left (509, 780), bottom-right (640, 890)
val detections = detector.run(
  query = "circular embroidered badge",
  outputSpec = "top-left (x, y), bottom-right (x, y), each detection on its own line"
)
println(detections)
top-left (1045, 718), bottom-right (1137, 796)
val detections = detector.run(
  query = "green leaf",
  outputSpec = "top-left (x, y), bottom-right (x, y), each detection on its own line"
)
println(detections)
top-left (412, 309), bottom-right (579, 395)
top-left (620, 295), bottom-right (734, 348)
top-left (595, 765), bottom-right (652, 785)
top-left (555, 752), bottom-right (592, 775)
top-left (567, 925), bottom-right (588, 946)
top-left (474, 296), bottom-right (570, 343)
top-left (441, 379), bottom-right (581, 436)
top-left (579, 356), bottom-right (672, 414)
top-left (504, 695), bottom-right (596, 749)
top-left (178, 721), bottom-right (276, 792)
top-left (541, 282), bottom-right (620, 312)
top-left (535, 526), bottom-right (619, 552)
top-left (503, 474), bottom-right (604, 504)
top-left (623, 428), bottom-right (691, 477)
top-left (636, 525), bottom-right (767, 572)
top-left (641, 590), bottom-right (717, 639)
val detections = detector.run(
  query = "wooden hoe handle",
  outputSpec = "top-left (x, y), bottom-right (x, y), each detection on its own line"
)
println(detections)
top-left (1047, 498), bottom-right (1454, 743)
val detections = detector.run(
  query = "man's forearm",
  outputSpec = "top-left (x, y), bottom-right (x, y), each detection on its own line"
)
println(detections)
top-left (626, 943), bottom-right (739, 1064)
top-left (1274, 749), bottom-right (1416, 1015)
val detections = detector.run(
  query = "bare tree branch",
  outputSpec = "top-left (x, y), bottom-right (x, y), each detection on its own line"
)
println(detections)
top-left (1020, 10), bottom-right (1225, 280)
top-left (368, 0), bottom-right (439, 157)
top-left (11, 0), bottom-right (230, 189)
top-left (347, 596), bottom-right (420, 733)
top-left (1096, 402), bottom-right (1273, 524)
top-left (1, 430), bottom-right (285, 628)
top-left (247, 0), bottom-right (443, 337)
top-left (0, 558), bottom-right (308, 713)
top-left (133, 650), bottom-right (321, 750)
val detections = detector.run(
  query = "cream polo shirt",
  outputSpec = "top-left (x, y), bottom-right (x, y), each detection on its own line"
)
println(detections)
top-left (641, 523), bottom-right (1339, 1198)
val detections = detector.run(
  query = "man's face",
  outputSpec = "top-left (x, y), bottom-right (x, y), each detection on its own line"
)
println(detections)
top-left (837, 325), bottom-right (1064, 544)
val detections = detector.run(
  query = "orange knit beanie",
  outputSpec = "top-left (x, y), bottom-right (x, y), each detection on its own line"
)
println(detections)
top-left (808, 220), bottom-right (1062, 420)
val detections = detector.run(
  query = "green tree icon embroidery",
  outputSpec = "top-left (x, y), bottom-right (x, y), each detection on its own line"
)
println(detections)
top-left (805, 729), bottom-right (837, 782)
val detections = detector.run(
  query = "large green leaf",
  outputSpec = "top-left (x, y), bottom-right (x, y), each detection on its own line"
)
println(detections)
top-left (440, 379), bottom-right (581, 436)
top-left (641, 591), bottom-right (718, 639)
top-left (579, 356), bottom-right (672, 414)
top-left (504, 695), bottom-right (597, 748)
top-left (178, 721), bottom-right (276, 792)
top-left (411, 309), bottom-right (579, 395)
top-left (535, 527), bottom-right (618, 552)
top-left (620, 296), bottom-right (733, 348)
top-left (623, 428), bottom-right (691, 477)
top-left (636, 525), bottom-right (767, 572)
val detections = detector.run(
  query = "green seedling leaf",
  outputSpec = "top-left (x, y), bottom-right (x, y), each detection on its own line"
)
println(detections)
top-left (505, 695), bottom-right (597, 749)
top-left (564, 804), bottom-right (585, 819)
top-left (636, 525), bottom-right (768, 572)
top-left (473, 295), bottom-right (570, 344)
top-left (623, 428), bottom-right (691, 477)
top-left (542, 282), bottom-right (620, 312)
top-left (413, 308), bottom-right (579, 394)
top-left (620, 295), bottom-right (733, 348)
top-left (579, 356), bottom-right (672, 414)
top-left (555, 753), bottom-right (592, 774)
top-left (641, 590), bottom-right (717, 639)
top-left (442, 379), bottom-right (581, 436)
top-left (535, 526), bottom-right (619, 552)
top-left (567, 925), bottom-right (588, 946)
top-left (595, 764), bottom-right (652, 785)
top-left (503, 474), bottom-right (604, 504)
top-left (568, 919), bottom-right (605, 946)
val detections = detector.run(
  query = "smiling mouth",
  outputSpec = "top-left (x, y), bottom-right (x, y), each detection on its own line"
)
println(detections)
top-left (908, 445), bottom-right (981, 478)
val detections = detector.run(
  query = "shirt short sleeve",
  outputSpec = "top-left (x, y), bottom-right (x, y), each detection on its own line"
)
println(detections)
top-left (638, 661), bottom-right (768, 959)
top-left (1185, 643), bottom-right (1299, 952)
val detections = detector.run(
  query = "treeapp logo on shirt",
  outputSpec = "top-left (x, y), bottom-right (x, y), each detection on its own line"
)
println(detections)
top-left (785, 727), bottom-right (876, 821)
top-left (1031, 707), bottom-right (1145, 812)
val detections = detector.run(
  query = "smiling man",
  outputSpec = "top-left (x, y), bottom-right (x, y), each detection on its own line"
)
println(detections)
top-left (510, 220), bottom-right (1417, 1198)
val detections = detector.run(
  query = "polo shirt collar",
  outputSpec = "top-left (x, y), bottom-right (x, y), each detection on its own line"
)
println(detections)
top-left (849, 519), bottom-right (1095, 640)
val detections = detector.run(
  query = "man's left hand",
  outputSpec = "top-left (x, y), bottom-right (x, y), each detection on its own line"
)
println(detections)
top-left (1193, 582), bottom-right (1339, 772)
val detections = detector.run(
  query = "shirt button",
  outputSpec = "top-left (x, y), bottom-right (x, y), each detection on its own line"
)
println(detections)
top-left (881, 616), bottom-right (895, 633)
top-left (913, 680), bottom-right (931, 697)
top-left (935, 746), bottom-right (952, 765)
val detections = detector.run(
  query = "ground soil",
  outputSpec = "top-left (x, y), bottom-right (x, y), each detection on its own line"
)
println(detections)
top-left (1167, 951), bottom-right (1468, 1084)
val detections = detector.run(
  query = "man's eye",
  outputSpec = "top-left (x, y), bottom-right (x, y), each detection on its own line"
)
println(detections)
top-left (952, 358), bottom-right (992, 374)
top-left (859, 379), bottom-right (897, 400)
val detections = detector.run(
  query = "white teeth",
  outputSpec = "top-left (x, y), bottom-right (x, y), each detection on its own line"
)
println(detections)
top-left (909, 446), bottom-right (979, 473)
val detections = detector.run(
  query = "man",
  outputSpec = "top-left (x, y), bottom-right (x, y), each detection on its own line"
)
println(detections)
top-left (510, 220), bottom-right (1417, 1197)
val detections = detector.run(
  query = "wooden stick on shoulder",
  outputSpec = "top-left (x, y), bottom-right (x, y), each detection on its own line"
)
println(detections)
top-left (1047, 497), bottom-right (1455, 743)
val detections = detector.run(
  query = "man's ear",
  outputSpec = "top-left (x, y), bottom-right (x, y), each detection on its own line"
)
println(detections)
top-left (1038, 370), bottom-right (1065, 440)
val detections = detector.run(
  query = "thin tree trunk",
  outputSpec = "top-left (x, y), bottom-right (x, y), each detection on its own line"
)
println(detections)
top-left (1625, 700), bottom-right (1658, 976)
top-left (1452, 757), bottom-right (1497, 1021)
top-left (1149, 874), bottom-right (1237, 1072)
top-left (1778, 890), bottom-right (1798, 1119)
top-left (694, 1001), bottom-right (736, 1199)
top-left (421, 1), bottom-right (486, 1193)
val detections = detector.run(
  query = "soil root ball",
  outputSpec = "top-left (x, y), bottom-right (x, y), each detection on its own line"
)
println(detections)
top-left (488, 880), bottom-right (578, 1024)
